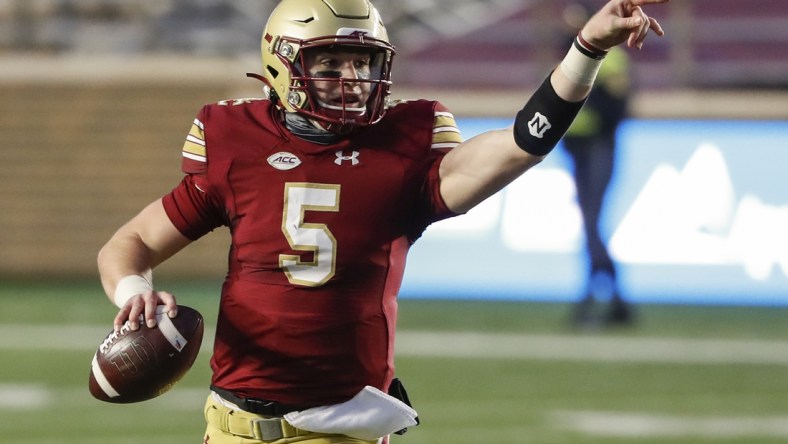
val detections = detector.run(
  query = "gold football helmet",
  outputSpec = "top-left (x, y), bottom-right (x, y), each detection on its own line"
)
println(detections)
top-left (256, 0), bottom-right (395, 132)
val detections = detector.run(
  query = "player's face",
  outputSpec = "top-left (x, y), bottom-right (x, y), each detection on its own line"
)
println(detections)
top-left (302, 47), bottom-right (375, 113)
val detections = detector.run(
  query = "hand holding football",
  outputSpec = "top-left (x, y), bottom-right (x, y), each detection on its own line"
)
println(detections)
top-left (89, 305), bottom-right (204, 403)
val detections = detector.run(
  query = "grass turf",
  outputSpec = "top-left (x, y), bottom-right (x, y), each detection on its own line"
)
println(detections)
top-left (2, 279), bottom-right (788, 444)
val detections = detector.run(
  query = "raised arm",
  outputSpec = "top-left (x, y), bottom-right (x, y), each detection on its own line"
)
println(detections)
top-left (438, 0), bottom-right (667, 214)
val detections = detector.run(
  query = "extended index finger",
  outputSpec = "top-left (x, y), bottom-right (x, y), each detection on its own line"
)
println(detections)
top-left (649, 16), bottom-right (666, 36)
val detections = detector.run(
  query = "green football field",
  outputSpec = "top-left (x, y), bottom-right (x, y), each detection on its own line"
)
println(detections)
top-left (2, 279), bottom-right (788, 444)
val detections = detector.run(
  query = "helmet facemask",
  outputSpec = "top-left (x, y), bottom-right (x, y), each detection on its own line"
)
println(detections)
top-left (256, 0), bottom-right (395, 134)
top-left (276, 35), bottom-right (394, 134)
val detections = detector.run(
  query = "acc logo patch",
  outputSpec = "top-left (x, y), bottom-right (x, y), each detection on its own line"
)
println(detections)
top-left (337, 28), bottom-right (371, 37)
top-left (267, 152), bottom-right (302, 170)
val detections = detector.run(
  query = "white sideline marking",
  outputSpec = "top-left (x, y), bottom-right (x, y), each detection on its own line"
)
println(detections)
top-left (4, 324), bottom-right (788, 365)
top-left (0, 385), bottom-right (210, 411)
top-left (0, 325), bottom-right (114, 351)
top-left (0, 324), bottom-right (214, 352)
top-left (554, 410), bottom-right (788, 438)
top-left (0, 384), bottom-right (52, 410)
top-left (397, 330), bottom-right (788, 365)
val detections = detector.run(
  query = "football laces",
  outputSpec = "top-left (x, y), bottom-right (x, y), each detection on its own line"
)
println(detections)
top-left (99, 321), bottom-right (133, 354)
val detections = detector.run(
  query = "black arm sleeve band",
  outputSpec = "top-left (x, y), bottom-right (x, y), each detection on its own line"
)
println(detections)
top-left (513, 74), bottom-right (586, 156)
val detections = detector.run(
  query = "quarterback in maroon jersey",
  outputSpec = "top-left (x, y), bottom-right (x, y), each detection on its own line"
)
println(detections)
top-left (98, 0), bottom-right (667, 442)
top-left (168, 96), bottom-right (459, 407)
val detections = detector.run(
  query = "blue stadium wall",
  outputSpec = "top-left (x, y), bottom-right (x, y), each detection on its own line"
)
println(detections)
top-left (400, 119), bottom-right (788, 306)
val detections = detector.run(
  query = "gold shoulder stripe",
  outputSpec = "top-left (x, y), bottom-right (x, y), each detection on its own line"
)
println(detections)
top-left (431, 137), bottom-right (462, 149)
top-left (434, 126), bottom-right (461, 134)
top-left (188, 121), bottom-right (205, 142)
top-left (182, 119), bottom-right (206, 161)
top-left (183, 140), bottom-right (206, 159)
top-left (432, 110), bottom-right (462, 149)
top-left (435, 115), bottom-right (458, 131)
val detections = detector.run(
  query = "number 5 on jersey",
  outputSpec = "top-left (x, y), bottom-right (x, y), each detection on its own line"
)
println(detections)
top-left (280, 183), bottom-right (340, 287)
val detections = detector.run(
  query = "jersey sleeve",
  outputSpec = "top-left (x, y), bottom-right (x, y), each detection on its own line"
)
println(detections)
top-left (406, 102), bottom-right (463, 241)
top-left (181, 108), bottom-right (208, 174)
top-left (430, 102), bottom-right (463, 150)
top-left (424, 102), bottom-right (462, 221)
top-left (161, 106), bottom-right (227, 240)
top-left (162, 176), bottom-right (225, 240)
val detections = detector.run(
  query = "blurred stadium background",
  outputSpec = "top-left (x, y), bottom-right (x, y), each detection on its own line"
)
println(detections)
top-left (1, 1), bottom-right (788, 443)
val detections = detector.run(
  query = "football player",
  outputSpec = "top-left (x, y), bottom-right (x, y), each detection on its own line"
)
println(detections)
top-left (97, 0), bottom-right (668, 442)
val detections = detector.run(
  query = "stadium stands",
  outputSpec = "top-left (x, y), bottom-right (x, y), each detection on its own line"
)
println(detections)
top-left (1, 0), bottom-right (786, 89)
top-left (0, 82), bottom-right (232, 277)
top-left (0, 0), bottom-right (786, 278)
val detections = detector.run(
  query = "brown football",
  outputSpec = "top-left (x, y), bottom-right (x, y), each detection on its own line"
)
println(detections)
top-left (88, 305), bottom-right (204, 403)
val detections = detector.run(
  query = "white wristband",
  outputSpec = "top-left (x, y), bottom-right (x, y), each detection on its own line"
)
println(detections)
top-left (559, 43), bottom-right (604, 87)
top-left (113, 274), bottom-right (153, 308)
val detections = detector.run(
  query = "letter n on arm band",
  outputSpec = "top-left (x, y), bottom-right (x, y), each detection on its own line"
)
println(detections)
top-left (512, 74), bottom-right (585, 156)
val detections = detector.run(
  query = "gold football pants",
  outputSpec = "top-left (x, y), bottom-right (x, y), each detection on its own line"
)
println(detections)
top-left (203, 395), bottom-right (383, 444)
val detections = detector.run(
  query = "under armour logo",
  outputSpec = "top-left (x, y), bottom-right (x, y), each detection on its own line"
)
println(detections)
top-left (528, 112), bottom-right (552, 138)
top-left (335, 150), bottom-right (360, 166)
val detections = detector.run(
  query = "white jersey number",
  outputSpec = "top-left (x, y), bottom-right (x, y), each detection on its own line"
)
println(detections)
top-left (280, 183), bottom-right (340, 286)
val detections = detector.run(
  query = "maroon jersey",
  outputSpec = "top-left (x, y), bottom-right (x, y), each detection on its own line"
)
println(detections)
top-left (162, 98), bottom-right (462, 406)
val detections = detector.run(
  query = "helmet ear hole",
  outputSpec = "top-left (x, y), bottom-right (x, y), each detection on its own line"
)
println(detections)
top-left (266, 66), bottom-right (280, 79)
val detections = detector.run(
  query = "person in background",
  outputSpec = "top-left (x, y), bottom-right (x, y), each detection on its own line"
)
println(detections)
top-left (562, 2), bottom-right (635, 328)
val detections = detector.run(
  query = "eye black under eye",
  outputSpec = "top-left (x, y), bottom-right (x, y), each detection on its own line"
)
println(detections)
top-left (314, 70), bottom-right (342, 78)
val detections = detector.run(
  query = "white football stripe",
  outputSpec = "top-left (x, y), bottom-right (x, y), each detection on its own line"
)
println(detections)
top-left (156, 306), bottom-right (187, 352)
top-left (91, 354), bottom-right (120, 398)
